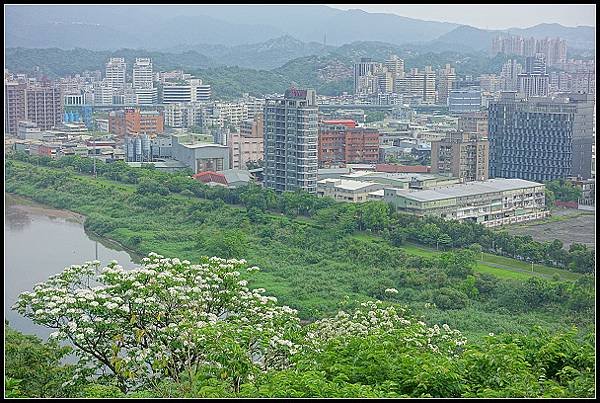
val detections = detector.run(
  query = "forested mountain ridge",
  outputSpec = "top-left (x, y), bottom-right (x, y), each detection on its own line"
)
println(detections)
top-left (6, 44), bottom-right (526, 99)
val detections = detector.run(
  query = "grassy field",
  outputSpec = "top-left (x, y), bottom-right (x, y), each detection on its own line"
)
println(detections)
top-left (349, 235), bottom-right (581, 282)
top-left (398, 242), bottom-right (580, 282)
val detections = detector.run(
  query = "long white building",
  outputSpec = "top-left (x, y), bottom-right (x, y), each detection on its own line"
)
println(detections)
top-left (382, 178), bottom-right (549, 227)
top-left (162, 78), bottom-right (211, 104)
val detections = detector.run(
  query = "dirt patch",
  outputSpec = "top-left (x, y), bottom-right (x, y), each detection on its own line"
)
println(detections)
top-left (502, 211), bottom-right (595, 249)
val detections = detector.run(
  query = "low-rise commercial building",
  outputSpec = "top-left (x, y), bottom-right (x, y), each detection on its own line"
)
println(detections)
top-left (126, 160), bottom-right (189, 172)
top-left (317, 178), bottom-right (384, 203)
top-left (341, 171), bottom-right (459, 190)
top-left (382, 178), bottom-right (548, 227)
top-left (191, 169), bottom-right (252, 188)
top-left (171, 134), bottom-right (230, 173)
top-left (17, 121), bottom-right (43, 140)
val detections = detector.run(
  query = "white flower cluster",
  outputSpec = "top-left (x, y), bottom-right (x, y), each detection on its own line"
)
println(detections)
top-left (303, 300), bottom-right (466, 357)
top-left (13, 252), bottom-right (301, 390)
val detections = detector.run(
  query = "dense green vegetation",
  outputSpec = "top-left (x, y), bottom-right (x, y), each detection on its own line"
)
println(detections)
top-left (365, 111), bottom-right (387, 123)
top-left (5, 154), bottom-right (595, 342)
top-left (190, 67), bottom-right (289, 99)
top-left (545, 179), bottom-right (583, 203)
top-left (6, 317), bottom-right (595, 398)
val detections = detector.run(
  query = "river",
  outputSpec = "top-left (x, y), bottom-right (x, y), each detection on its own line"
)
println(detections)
top-left (5, 193), bottom-right (139, 340)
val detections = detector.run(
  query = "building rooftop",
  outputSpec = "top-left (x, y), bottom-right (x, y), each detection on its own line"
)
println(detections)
top-left (219, 169), bottom-right (252, 184)
top-left (343, 171), bottom-right (442, 182)
top-left (193, 171), bottom-right (228, 186)
top-left (178, 142), bottom-right (227, 149)
top-left (318, 167), bottom-right (352, 175)
top-left (126, 160), bottom-right (188, 169)
top-left (318, 178), bottom-right (380, 191)
top-left (375, 164), bottom-right (430, 173)
top-left (389, 178), bottom-right (544, 202)
top-left (345, 163), bottom-right (376, 171)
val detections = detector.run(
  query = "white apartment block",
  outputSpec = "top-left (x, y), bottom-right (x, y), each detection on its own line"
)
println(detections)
top-left (243, 96), bottom-right (266, 119)
top-left (202, 102), bottom-right (249, 129)
top-left (135, 87), bottom-right (158, 105)
top-left (64, 93), bottom-right (84, 106)
top-left (105, 58), bottom-right (126, 91)
top-left (93, 81), bottom-right (114, 105)
top-left (162, 83), bottom-right (195, 104)
top-left (164, 103), bottom-right (203, 128)
top-left (132, 58), bottom-right (153, 89)
top-left (196, 84), bottom-right (211, 101)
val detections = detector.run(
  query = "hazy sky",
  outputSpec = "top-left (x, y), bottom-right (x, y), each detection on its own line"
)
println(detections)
top-left (329, 4), bottom-right (596, 30)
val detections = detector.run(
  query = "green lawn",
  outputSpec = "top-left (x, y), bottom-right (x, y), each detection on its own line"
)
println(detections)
top-left (346, 236), bottom-right (581, 282)
top-left (398, 242), bottom-right (581, 282)
top-left (473, 263), bottom-right (532, 280)
top-left (479, 253), bottom-right (581, 281)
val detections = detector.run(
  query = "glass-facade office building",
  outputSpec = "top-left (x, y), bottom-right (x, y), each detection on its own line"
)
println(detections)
top-left (489, 92), bottom-right (594, 181)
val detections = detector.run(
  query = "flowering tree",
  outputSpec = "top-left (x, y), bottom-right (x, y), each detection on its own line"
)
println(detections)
top-left (306, 300), bottom-right (466, 356)
top-left (13, 253), bottom-right (301, 392)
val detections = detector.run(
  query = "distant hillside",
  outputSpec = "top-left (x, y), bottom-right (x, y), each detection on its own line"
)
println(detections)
top-left (6, 5), bottom-right (593, 54)
top-left (5, 6), bottom-right (286, 49)
top-left (429, 26), bottom-right (499, 52)
top-left (331, 41), bottom-right (408, 62)
top-left (427, 23), bottom-right (596, 53)
top-left (508, 23), bottom-right (595, 50)
top-left (166, 35), bottom-right (334, 70)
top-left (5, 4), bottom-right (458, 49)
top-left (4, 48), bottom-right (216, 77)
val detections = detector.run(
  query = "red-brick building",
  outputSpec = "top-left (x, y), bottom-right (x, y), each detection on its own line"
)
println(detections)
top-left (4, 81), bottom-right (63, 136)
top-left (109, 108), bottom-right (164, 137)
top-left (318, 120), bottom-right (380, 167)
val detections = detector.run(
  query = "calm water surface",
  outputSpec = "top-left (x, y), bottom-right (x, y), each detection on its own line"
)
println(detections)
top-left (5, 193), bottom-right (138, 339)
